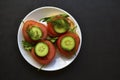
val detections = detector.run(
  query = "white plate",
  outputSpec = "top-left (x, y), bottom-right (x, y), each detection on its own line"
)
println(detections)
top-left (17, 6), bottom-right (82, 71)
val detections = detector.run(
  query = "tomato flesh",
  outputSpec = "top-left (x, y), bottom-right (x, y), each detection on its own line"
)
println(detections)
top-left (31, 40), bottom-right (56, 65)
top-left (22, 20), bottom-right (47, 43)
top-left (57, 32), bottom-right (80, 57)
top-left (47, 16), bottom-right (71, 37)
top-left (47, 22), bottom-right (59, 37)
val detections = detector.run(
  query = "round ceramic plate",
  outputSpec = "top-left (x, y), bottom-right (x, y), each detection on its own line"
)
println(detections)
top-left (17, 6), bottom-right (82, 71)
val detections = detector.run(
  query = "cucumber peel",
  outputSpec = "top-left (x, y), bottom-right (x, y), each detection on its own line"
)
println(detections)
top-left (53, 19), bottom-right (69, 33)
top-left (28, 26), bottom-right (42, 40)
top-left (35, 42), bottom-right (49, 57)
top-left (61, 36), bottom-right (75, 51)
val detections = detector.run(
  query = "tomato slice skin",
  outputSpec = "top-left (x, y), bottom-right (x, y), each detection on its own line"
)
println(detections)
top-left (47, 22), bottom-right (59, 37)
top-left (47, 22), bottom-right (69, 37)
top-left (47, 15), bottom-right (71, 37)
top-left (57, 32), bottom-right (80, 57)
top-left (31, 40), bottom-right (56, 65)
top-left (22, 20), bottom-right (47, 43)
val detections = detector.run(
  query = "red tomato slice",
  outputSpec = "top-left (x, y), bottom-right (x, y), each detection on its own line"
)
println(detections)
top-left (31, 40), bottom-right (56, 65)
top-left (22, 20), bottom-right (47, 43)
top-left (57, 32), bottom-right (80, 57)
top-left (47, 22), bottom-right (59, 37)
top-left (47, 15), bottom-right (71, 37)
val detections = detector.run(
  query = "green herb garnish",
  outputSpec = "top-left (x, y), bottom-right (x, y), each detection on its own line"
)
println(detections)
top-left (39, 14), bottom-right (69, 22)
top-left (47, 37), bottom-right (58, 43)
top-left (69, 26), bottom-right (77, 33)
top-left (22, 40), bottom-right (34, 51)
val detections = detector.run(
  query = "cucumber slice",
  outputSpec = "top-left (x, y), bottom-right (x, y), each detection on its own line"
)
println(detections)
top-left (35, 42), bottom-right (49, 57)
top-left (54, 25), bottom-right (67, 33)
top-left (61, 36), bottom-right (75, 51)
top-left (53, 19), bottom-right (69, 33)
top-left (28, 26), bottom-right (42, 40)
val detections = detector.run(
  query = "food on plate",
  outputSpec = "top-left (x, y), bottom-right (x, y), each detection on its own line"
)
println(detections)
top-left (22, 40), bottom-right (34, 51)
top-left (35, 42), bottom-right (49, 57)
top-left (22, 14), bottom-right (80, 65)
top-left (40, 14), bottom-right (74, 37)
top-left (31, 40), bottom-right (56, 65)
top-left (22, 20), bottom-right (47, 43)
top-left (57, 32), bottom-right (80, 57)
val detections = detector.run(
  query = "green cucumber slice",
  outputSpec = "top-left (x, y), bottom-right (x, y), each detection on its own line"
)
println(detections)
top-left (61, 36), bottom-right (75, 51)
top-left (54, 25), bottom-right (67, 33)
top-left (35, 42), bottom-right (49, 57)
top-left (28, 26), bottom-right (42, 40)
top-left (53, 19), bottom-right (69, 33)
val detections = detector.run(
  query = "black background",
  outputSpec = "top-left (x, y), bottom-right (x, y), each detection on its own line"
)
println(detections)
top-left (0, 0), bottom-right (120, 80)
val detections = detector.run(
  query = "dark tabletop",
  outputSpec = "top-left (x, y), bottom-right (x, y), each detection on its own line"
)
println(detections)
top-left (0, 0), bottom-right (120, 80)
